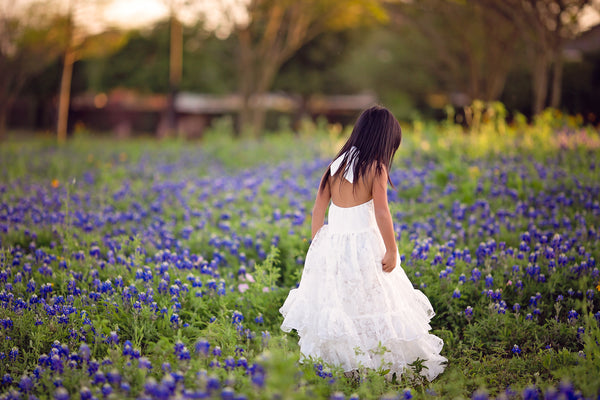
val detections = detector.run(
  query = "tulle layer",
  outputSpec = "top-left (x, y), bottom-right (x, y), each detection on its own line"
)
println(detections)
top-left (280, 218), bottom-right (447, 381)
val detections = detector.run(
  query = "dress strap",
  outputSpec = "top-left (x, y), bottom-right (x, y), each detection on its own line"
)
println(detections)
top-left (330, 146), bottom-right (358, 183)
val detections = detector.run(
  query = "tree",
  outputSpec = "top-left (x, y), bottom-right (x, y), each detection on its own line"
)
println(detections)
top-left (273, 29), bottom-right (369, 128)
top-left (162, 0), bottom-right (185, 136)
top-left (83, 22), bottom-right (236, 94)
top-left (56, 0), bottom-right (125, 143)
top-left (482, 0), bottom-right (598, 114)
top-left (155, 0), bottom-right (249, 137)
top-left (233, 0), bottom-right (389, 136)
top-left (388, 0), bottom-right (519, 106)
top-left (0, 1), bottom-right (67, 140)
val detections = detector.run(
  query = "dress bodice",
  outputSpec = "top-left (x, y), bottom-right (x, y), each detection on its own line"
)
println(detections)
top-left (328, 199), bottom-right (377, 234)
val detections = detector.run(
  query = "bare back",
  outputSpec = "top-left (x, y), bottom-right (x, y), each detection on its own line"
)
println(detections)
top-left (329, 163), bottom-right (376, 208)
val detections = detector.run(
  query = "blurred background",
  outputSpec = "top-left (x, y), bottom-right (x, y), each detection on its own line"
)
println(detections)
top-left (1, 0), bottom-right (599, 141)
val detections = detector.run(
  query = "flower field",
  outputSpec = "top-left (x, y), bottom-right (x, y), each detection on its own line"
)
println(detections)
top-left (1, 115), bottom-right (600, 400)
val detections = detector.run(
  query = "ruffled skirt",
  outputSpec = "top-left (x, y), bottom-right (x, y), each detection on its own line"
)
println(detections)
top-left (279, 203), bottom-right (447, 381)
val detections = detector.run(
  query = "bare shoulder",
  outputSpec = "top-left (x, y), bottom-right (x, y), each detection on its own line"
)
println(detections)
top-left (367, 161), bottom-right (388, 186)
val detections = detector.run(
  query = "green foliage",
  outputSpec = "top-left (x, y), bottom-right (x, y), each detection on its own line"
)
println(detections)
top-left (83, 21), bottom-right (237, 94)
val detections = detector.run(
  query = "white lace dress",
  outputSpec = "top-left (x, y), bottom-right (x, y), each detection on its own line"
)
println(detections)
top-left (279, 150), bottom-right (447, 381)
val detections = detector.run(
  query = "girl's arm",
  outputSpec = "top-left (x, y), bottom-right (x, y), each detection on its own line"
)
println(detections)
top-left (372, 165), bottom-right (397, 272)
top-left (311, 172), bottom-right (331, 239)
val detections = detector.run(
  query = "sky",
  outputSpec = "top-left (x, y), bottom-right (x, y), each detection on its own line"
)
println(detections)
top-left (102, 0), bottom-right (249, 36)
top-left (103, 0), bottom-right (168, 28)
top-left (6, 0), bottom-right (600, 34)
top-left (100, 0), bottom-right (600, 32)
top-left (6, 0), bottom-right (249, 36)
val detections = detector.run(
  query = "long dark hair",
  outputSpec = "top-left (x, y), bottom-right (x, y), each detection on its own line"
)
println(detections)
top-left (319, 105), bottom-right (402, 193)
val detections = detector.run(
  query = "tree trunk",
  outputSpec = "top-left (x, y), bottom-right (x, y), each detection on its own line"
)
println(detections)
top-left (250, 98), bottom-right (268, 137)
top-left (236, 27), bottom-right (254, 137)
top-left (57, 46), bottom-right (75, 143)
top-left (466, 50), bottom-right (481, 101)
top-left (238, 94), bottom-right (252, 137)
top-left (237, 63), bottom-right (255, 137)
top-left (0, 107), bottom-right (7, 142)
top-left (166, 13), bottom-right (182, 136)
top-left (531, 49), bottom-right (549, 115)
top-left (292, 94), bottom-right (308, 133)
top-left (550, 47), bottom-right (563, 109)
top-left (247, 57), bottom-right (280, 137)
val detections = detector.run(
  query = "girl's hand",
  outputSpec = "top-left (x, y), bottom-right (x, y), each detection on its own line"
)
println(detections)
top-left (382, 250), bottom-right (397, 273)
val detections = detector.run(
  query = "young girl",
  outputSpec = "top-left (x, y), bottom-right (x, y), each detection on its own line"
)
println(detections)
top-left (279, 105), bottom-right (447, 381)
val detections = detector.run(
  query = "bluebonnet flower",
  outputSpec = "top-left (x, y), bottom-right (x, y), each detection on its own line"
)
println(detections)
top-left (108, 331), bottom-right (119, 345)
top-left (26, 278), bottom-right (36, 293)
top-left (586, 289), bottom-right (594, 300)
top-left (101, 383), bottom-right (113, 397)
top-left (107, 369), bottom-right (121, 386)
top-left (207, 375), bottom-right (221, 392)
top-left (232, 311), bottom-right (244, 324)
top-left (2, 373), bottom-right (12, 385)
top-left (221, 387), bottom-right (235, 400)
top-left (472, 389), bottom-right (488, 400)
top-left (122, 341), bottom-right (134, 357)
top-left (87, 360), bottom-right (100, 376)
top-left (121, 382), bottom-right (131, 392)
top-left (19, 375), bottom-right (33, 392)
top-left (0, 318), bottom-right (12, 330)
top-left (177, 346), bottom-right (190, 361)
top-left (567, 309), bottom-right (579, 322)
top-left (9, 347), bottom-right (19, 362)
top-left (195, 339), bottom-right (210, 356)
top-left (522, 386), bottom-right (539, 400)
top-left (452, 288), bottom-right (461, 299)
top-left (224, 356), bottom-right (236, 371)
top-left (464, 306), bottom-right (473, 321)
top-left (138, 357), bottom-right (152, 370)
top-left (169, 284), bottom-right (180, 297)
top-left (512, 344), bottom-right (521, 355)
top-left (158, 279), bottom-right (168, 295)
top-left (54, 387), bottom-right (69, 400)
top-left (237, 356), bottom-right (249, 370)
top-left (484, 274), bottom-right (493, 288)
top-left (94, 371), bottom-right (106, 385)
top-left (515, 280), bottom-right (523, 290)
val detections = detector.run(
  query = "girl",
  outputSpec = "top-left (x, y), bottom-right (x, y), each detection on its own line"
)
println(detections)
top-left (279, 105), bottom-right (447, 381)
